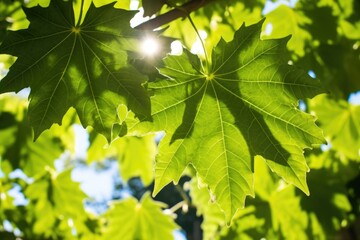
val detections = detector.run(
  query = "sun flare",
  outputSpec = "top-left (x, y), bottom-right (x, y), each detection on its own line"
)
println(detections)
top-left (141, 37), bottom-right (160, 57)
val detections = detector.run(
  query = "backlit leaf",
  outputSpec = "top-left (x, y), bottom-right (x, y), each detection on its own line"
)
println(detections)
top-left (0, 0), bottom-right (150, 141)
top-left (25, 169), bottom-right (87, 236)
top-left (87, 133), bottom-right (156, 185)
top-left (134, 19), bottom-right (324, 222)
top-left (263, 4), bottom-right (311, 57)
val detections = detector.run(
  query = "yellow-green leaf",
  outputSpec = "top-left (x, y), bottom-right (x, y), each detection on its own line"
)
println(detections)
top-left (103, 193), bottom-right (177, 240)
top-left (134, 19), bottom-right (324, 222)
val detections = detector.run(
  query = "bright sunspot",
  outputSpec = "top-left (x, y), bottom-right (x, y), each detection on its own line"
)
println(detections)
top-left (141, 37), bottom-right (160, 57)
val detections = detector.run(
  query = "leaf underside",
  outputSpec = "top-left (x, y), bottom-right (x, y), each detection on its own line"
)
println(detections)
top-left (134, 19), bottom-right (324, 223)
top-left (0, 0), bottom-right (150, 141)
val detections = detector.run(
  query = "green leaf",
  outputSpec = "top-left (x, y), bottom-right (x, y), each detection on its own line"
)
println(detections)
top-left (310, 94), bottom-right (360, 160)
top-left (134, 19), bottom-right (324, 222)
top-left (264, 4), bottom-right (311, 57)
top-left (300, 5), bottom-right (338, 43)
top-left (221, 158), bottom-right (308, 239)
top-left (268, 186), bottom-right (308, 239)
top-left (301, 167), bottom-right (352, 236)
top-left (76, 213), bottom-right (104, 240)
top-left (117, 135), bottom-right (156, 185)
top-left (142, 0), bottom-right (166, 17)
top-left (0, 95), bottom-right (72, 176)
top-left (0, 0), bottom-right (28, 42)
top-left (190, 177), bottom-right (228, 240)
top-left (0, 0), bottom-right (150, 141)
top-left (104, 193), bottom-right (178, 240)
top-left (25, 168), bottom-right (87, 235)
top-left (88, 133), bottom-right (156, 185)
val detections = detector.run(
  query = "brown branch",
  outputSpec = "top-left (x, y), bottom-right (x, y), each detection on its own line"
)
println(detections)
top-left (134, 0), bottom-right (216, 30)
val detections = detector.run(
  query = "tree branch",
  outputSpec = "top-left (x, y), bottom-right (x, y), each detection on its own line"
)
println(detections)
top-left (134, 0), bottom-right (216, 30)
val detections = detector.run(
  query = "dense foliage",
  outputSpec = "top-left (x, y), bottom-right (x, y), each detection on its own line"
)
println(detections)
top-left (0, 0), bottom-right (359, 239)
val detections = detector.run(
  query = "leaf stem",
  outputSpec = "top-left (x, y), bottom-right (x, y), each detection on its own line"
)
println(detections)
top-left (175, 184), bottom-right (191, 204)
top-left (168, 200), bottom-right (187, 213)
top-left (186, 14), bottom-right (210, 73)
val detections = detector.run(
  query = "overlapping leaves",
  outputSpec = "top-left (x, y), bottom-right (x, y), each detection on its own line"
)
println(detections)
top-left (0, 95), bottom-right (73, 176)
top-left (0, 0), bottom-right (150, 141)
top-left (134, 20), bottom-right (324, 222)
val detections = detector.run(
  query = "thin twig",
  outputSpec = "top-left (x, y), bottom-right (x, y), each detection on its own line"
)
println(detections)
top-left (187, 15), bottom-right (210, 73)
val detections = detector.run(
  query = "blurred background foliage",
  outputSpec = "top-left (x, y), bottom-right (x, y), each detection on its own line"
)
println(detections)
top-left (1, 0), bottom-right (360, 239)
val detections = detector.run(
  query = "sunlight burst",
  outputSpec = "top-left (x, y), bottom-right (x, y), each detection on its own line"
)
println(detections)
top-left (141, 37), bottom-right (160, 57)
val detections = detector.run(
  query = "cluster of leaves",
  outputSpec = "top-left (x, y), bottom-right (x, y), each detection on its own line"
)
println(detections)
top-left (0, 0), bottom-right (360, 239)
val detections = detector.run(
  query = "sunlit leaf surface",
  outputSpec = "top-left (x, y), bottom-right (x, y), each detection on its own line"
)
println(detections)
top-left (135, 20), bottom-right (324, 222)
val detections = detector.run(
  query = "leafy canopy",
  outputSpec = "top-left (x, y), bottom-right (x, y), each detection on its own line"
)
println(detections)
top-left (4, 0), bottom-right (359, 239)
top-left (0, 0), bottom-right (324, 223)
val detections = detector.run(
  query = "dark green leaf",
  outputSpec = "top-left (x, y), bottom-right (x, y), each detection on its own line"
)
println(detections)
top-left (0, 0), bottom-right (150, 141)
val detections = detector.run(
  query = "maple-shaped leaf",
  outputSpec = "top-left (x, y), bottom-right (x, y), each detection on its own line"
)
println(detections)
top-left (103, 193), bottom-right (178, 240)
top-left (25, 169), bottom-right (87, 235)
top-left (133, 19), bottom-right (324, 222)
top-left (0, 0), bottom-right (149, 140)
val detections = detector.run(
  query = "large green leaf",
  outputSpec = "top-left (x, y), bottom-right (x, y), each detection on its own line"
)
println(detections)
top-left (133, 19), bottom-right (324, 222)
top-left (103, 193), bottom-right (178, 240)
top-left (0, 0), bottom-right (150, 141)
